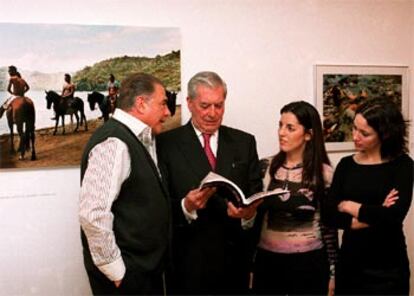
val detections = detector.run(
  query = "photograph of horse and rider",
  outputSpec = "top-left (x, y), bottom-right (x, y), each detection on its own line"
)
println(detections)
top-left (0, 23), bottom-right (181, 169)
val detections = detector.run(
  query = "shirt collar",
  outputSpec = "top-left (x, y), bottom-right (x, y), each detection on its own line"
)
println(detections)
top-left (112, 108), bottom-right (151, 139)
top-left (191, 120), bottom-right (219, 139)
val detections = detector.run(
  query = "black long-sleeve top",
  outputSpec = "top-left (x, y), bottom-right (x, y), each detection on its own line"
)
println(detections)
top-left (325, 154), bottom-right (413, 269)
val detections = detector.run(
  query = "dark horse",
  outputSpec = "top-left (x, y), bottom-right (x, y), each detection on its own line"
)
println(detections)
top-left (87, 90), bottom-right (176, 120)
top-left (87, 91), bottom-right (115, 122)
top-left (45, 91), bottom-right (88, 135)
top-left (0, 97), bottom-right (36, 160)
top-left (166, 90), bottom-right (177, 116)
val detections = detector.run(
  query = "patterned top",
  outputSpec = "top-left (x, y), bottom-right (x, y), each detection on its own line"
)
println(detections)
top-left (258, 161), bottom-right (338, 275)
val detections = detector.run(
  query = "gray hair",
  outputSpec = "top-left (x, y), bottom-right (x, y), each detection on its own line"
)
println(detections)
top-left (117, 72), bottom-right (164, 111)
top-left (187, 71), bottom-right (227, 99)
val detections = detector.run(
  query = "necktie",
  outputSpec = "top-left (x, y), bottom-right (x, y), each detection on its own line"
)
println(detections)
top-left (139, 127), bottom-right (160, 175)
top-left (139, 127), bottom-right (153, 151)
top-left (202, 133), bottom-right (216, 171)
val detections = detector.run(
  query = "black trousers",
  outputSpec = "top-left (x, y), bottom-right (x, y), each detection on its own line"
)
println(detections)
top-left (86, 265), bottom-right (164, 296)
top-left (166, 251), bottom-right (250, 295)
top-left (336, 260), bottom-right (410, 296)
top-left (252, 247), bottom-right (330, 295)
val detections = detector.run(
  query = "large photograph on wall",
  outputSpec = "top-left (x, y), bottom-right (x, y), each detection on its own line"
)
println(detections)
top-left (315, 65), bottom-right (408, 152)
top-left (0, 23), bottom-right (181, 169)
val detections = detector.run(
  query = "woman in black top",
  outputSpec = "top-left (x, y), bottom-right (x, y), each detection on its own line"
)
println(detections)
top-left (325, 98), bottom-right (413, 295)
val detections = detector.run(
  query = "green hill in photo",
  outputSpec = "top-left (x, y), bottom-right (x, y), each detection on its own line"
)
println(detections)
top-left (73, 50), bottom-right (181, 92)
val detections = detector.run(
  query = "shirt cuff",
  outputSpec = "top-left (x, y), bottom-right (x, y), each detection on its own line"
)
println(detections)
top-left (97, 256), bottom-right (126, 282)
top-left (329, 264), bottom-right (335, 278)
top-left (181, 198), bottom-right (198, 222)
top-left (241, 213), bottom-right (256, 229)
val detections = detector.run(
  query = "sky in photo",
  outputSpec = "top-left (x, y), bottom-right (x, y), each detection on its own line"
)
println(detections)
top-left (0, 23), bottom-right (180, 73)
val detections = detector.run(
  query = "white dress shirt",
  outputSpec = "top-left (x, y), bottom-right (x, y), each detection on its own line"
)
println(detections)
top-left (180, 122), bottom-right (256, 227)
top-left (181, 123), bottom-right (219, 221)
top-left (79, 108), bottom-right (157, 282)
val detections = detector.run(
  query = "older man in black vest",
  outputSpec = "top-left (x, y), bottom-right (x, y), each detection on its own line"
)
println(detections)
top-left (79, 73), bottom-right (171, 295)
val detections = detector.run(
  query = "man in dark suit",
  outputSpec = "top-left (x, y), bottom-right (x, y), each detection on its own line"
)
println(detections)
top-left (157, 71), bottom-right (262, 295)
top-left (79, 73), bottom-right (171, 295)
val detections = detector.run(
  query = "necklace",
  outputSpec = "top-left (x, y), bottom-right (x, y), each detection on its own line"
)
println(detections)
top-left (281, 163), bottom-right (303, 190)
top-left (282, 163), bottom-right (303, 170)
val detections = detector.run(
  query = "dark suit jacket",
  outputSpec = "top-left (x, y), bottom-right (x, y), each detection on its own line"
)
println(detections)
top-left (157, 121), bottom-right (262, 295)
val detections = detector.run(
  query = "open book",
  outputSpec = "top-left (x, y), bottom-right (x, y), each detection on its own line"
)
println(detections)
top-left (200, 171), bottom-right (289, 207)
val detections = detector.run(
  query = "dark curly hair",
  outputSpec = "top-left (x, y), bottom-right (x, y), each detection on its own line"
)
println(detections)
top-left (355, 98), bottom-right (409, 159)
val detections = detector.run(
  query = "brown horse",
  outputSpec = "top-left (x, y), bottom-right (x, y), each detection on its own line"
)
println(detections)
top-left (0, 97), bottom-right (36, 160)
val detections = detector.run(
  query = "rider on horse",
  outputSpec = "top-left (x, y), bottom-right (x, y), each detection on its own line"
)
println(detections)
top-left (106, 73), bottom-right (119, 113)
top-left (62, 73), bottom-right (76, 109)
top-left (5, 65), bottom-right (30, 108)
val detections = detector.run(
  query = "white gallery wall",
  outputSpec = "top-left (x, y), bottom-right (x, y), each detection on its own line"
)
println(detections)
top-left (0, 0), bottom-right (413, 294)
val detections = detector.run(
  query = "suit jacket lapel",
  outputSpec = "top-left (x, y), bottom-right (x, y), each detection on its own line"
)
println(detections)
top-left (215, 126), bottom-right (234, 178)
top-left (178, 122), bottom-right (212, 180)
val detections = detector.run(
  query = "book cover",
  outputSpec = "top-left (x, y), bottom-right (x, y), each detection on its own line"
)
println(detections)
top-left (200, 171), bottom-right (289, 207)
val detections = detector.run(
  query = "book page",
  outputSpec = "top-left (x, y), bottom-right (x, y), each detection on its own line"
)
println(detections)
top-left (200, 171), bottom-right (289, 207)
top-left (244, 187), bottom-right (289, 205)
top-left (200, 172), bottom-right (245, 205)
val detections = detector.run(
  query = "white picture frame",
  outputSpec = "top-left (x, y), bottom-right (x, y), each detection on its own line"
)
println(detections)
top-left (315, 64), bottom-right (409, 152)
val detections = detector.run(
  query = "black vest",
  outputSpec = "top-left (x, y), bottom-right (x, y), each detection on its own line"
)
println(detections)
top-left (80, 118), bottom-right (170, 273)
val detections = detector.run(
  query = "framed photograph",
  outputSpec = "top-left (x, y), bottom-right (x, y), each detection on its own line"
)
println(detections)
top-left (0, 23), bottom-right (181, 170)
top-left (315, 65), bottom-right (409, 152)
